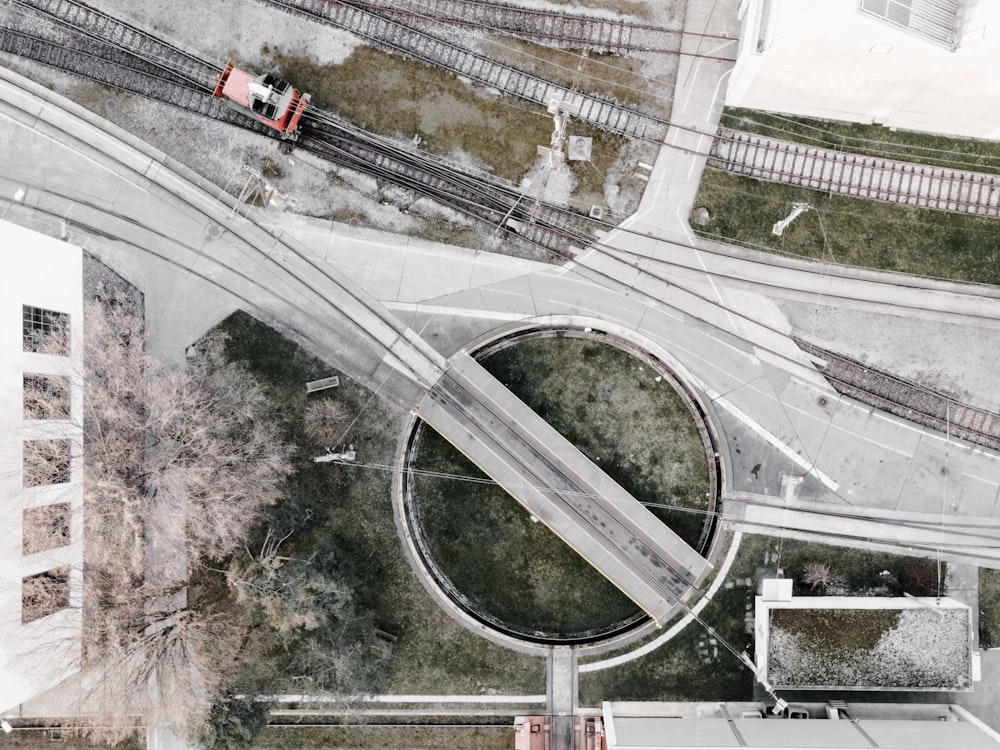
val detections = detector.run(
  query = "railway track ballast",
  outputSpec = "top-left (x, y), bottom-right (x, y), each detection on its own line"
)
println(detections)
top-left (800, 340), bottom-right (1000, 453)
top-left (711, 128), bottom-right (1000, 218)
top-left (255, 0), bottom-right (669, 141)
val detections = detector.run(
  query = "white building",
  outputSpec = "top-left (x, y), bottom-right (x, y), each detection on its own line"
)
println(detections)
top-left (728, 0), bottom-right (1000, 140)
top-left (601, 701), bottom-right (1000, 750)
top-left (0, 220), bottom-right (84, 716)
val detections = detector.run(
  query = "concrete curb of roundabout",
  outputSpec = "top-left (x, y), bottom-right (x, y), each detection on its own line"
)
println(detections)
top-left (391, 314), bottom-right (738, 659)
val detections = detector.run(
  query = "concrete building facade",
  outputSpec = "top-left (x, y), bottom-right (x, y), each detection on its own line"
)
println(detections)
top-left (728, 0), bottom-right (1000, 140)
top-left (0, 220), bottom-right (84, 715)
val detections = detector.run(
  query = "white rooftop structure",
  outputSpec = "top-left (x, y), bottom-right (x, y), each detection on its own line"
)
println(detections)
top-left (601, 701), bottom-right (1000, 749)
top-left (728, 0), bottom-right (1000, 140)
top-left (0, 220), bottom-right (84, 714)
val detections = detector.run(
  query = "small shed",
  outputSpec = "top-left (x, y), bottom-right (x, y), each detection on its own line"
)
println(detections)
top-left (761, 578), bottom-right (793, 602)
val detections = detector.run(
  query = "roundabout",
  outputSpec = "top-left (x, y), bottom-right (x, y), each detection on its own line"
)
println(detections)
top-left (396, 324), bottom-right (724, 649)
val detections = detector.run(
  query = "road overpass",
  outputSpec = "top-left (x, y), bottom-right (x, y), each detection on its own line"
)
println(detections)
top-left (418, 354), bottom-right (710, 623)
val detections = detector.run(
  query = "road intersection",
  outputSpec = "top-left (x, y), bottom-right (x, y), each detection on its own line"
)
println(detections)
top-left (3, 0), bottom-right (1000, 743)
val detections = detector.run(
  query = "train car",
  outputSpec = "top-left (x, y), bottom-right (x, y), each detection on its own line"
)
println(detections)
top-left (213, 62), bottom-right (311, 140)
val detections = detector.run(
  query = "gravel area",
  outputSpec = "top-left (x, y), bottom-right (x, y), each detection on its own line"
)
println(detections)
top-left (768, 606), bottom-right (972, 690)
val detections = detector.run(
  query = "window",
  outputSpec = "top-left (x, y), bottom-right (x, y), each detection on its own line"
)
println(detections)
top-left (861, 0), bottom-right (913, 25)
top-left (23, 374), bottom-right (70, 420)
top-left (22, 305), bottom-right (69, 354)
top-left (22, 503), bottom-right (71, 555)
top-left (23, 439), bottom-right (72, 487)
top-left (22, 567), bottom-right (70, 623)
top-left (858, 0), bottom-right (962, 49)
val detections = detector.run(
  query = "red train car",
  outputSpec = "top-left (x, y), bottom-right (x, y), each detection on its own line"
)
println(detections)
top-left (213, 63), bottom-right (311, 140)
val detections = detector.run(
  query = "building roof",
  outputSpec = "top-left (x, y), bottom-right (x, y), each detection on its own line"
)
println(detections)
top-left (602, 709), bottom-right (1000, 750)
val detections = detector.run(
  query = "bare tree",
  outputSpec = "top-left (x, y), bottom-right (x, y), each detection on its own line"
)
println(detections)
top-left (801, 562), bottom-right (847, 594)
top-left (227, 528), bottom-right (351, 637)
top-left (302, 397), bottom-right (351, 449)
top-left (26, 291), bottom-right (294, 743)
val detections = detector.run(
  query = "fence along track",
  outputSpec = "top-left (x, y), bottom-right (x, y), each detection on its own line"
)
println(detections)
top-left (799, 340), bottom-right (1000, 453)
top-left (343, 0), bottom-right (681, 54)
top-left (256, 0), bottom-right (668, 142)
top-left (711, 129), bottom-right (1000, 218)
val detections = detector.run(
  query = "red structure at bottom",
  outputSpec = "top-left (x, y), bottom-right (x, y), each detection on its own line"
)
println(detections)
top-left (213, 62), bottom-right (310, 140)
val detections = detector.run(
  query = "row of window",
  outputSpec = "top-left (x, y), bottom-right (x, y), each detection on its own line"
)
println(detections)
top-left (21, 306), bottom-right (73, 623)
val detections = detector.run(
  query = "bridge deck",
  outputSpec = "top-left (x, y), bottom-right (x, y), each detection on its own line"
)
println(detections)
top-left (416, 354), bottom-right (710, 623)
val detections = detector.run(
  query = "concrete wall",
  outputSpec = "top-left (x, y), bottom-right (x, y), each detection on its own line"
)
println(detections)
top-left (0, 220), bottom-right (83, 714)
top-left (728, 0), bottom-right (1000, 140)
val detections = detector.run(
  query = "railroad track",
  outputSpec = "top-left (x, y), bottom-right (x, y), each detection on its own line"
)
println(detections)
top-left (255, 0), bottom-right (670, 142)
top-left (343, 0), bottom-right (683, 54)
top-left (1, 61), bottom-right (706, 625)
top-left (298, 123), bottom-right (586, 254)
top-left (0, 0), bottom-right (597, 254)
top-left (11, 0), bottom-right (215, 85)
top-left (710, 128), bottom-right (1000, 218)
top-left (799, 340), bottom-right (1000, 452)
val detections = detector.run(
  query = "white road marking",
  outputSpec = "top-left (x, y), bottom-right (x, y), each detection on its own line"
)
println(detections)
top-left (383, 301), bottom-right (526, 321)
top-left (700, 383), bottom-right (840, 492)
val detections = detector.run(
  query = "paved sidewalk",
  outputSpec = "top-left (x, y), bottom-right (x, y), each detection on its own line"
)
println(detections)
top-left (618, 0), bottom-right (741, 241)
top-left (726, 494), bottom-right (1000, 567)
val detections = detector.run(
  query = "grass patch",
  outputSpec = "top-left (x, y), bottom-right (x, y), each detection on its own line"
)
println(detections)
top-left (578, 534), bottom-right (947, 703)
top-left (692, 169), bottom-right (1000, 284)
top-left (768, 607), bottom-right (970, 690)
top-left (266, 45), bottom-right (655, 220)
top-left (269, 46), bottom-right (562, 183)
top-left (480, 337), bottom-right (711, 544)
top-left (413, 335), bottom-right (711, 636)
top-left (252, 724), bottom-right (511, 750)
top-left (721, 107), bottom-right (1000, 174)
top-left (772, 608), bottom-right (900, 652)
top-left (980, 568), bottom-right (1000, 648)
top-left (207, 312), bottom-right (544, 699)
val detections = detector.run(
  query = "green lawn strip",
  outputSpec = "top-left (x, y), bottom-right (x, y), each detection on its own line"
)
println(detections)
top-left (206, 312), bottom-right (543, 699)
top-left (252, 724), bottom-right (512, 750)
top-left (979, 568), bottom-right (1000, 648)
top-left (693, 169), bottom-right (1000, 284)
top-left (722, 107), bottom-right (1000, 175)
top-left (412, 336), bottom-right (712, 635)
top-left (578, 534), bottom-right (945, 703)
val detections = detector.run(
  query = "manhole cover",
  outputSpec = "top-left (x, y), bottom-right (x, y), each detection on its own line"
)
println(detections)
top-left (105, 99), bottom-right (116, 112)
top-left (205, 223), bottom-right (222, 239)
top-left (818, 396), bottom-right (828, 407)
top-left (349, 217), bottom-right (360, 228)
